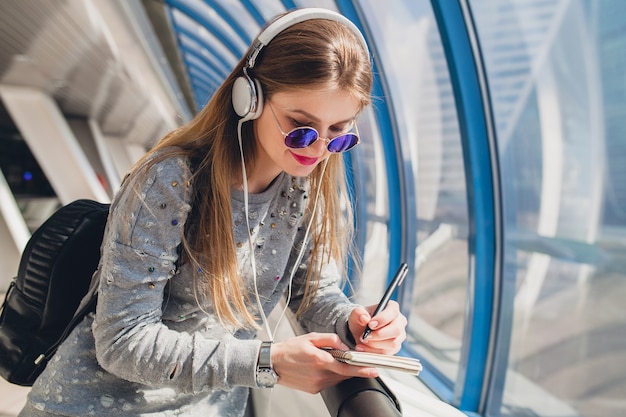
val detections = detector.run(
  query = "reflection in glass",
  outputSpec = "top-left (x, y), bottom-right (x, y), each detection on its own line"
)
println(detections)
top-left (470, 0), bottom-right (626, 416)
top-left (359, 0), bottom-right (470, 384)
top-left (354, 106), bottom-right (391, 305)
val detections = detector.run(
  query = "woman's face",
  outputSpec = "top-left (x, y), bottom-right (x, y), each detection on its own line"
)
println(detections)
top-left (250, 88), bottom-right (360, 191)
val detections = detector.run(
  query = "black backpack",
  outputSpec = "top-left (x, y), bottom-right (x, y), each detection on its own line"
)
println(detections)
top-left (0, 199), bottom-right (109, 386)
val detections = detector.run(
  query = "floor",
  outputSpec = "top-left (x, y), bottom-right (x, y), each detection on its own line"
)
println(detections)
top-left (0, 377), bottom-right (28, 417)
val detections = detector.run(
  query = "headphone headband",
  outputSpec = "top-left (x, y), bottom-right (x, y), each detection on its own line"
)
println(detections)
top-left (232, 8), bottom-right (369, 121)
top-left (245, 8), bottom-right (369, 69)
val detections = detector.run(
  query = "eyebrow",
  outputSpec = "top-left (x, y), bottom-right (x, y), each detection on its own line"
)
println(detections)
top-left (287, 108), bottom-right (356, 125)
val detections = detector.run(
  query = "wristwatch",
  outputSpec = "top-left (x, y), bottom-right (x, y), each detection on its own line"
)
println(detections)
top-left (256, 341), bottom-right (279, 388)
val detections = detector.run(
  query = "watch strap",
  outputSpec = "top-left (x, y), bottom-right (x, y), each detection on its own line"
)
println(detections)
top-left (258, 341), bottom-right (272, 368)
top-left (256, 341), bottom-right (278, 388)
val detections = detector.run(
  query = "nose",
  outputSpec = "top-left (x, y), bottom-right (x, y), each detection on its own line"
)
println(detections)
top-left (316, 127), bottom-right (336, 148)
top-left (311, 135), bottom-right (330, 154)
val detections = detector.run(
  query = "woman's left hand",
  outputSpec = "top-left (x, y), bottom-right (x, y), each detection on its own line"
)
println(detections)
top-left (348, 301), bottom-right (407, 354)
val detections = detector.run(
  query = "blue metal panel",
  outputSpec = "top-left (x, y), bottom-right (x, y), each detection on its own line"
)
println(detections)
top-left (430, 0), bottom-right (500, 414)
top-left (175, 22), bottom-right (235, 73)
top-left (333, 1), bottom-right (369, 286)
top-left (184, 57), bottom-right (221, 91)
top-left (199, 0), bottom-right (254, 45)
top-left (240, 0), bottom-right (266, 25)
top-left (280, 0), bottom-right (298, 10)
top-left (188, 66), bottom-right (217, 90)
top-left (165, 0), bottom-right (245, 58)
top-left (164, 0), bottom-right (267, 110)
top-left (342, 150), bottom-right (360, 294)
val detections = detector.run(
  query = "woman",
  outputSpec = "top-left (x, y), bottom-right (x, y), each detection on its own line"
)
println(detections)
top-left (20, 8), bottom-right (407, 417)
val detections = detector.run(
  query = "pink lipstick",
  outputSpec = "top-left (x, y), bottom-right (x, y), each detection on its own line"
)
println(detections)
top-left (290, 152), bottom-right (318, 166)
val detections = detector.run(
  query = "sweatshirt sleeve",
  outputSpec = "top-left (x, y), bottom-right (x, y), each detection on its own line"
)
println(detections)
top-left (289, 255), bottom-right (360, 348)
top-left (92, 156), bottom-right (261, 394)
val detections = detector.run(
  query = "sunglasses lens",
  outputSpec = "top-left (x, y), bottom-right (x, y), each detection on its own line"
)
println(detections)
top-left (327, 133), bottom-right (359, 152)
top-left (284, 128), bottom-right (318, 148)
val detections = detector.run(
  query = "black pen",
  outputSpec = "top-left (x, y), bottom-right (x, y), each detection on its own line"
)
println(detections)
top-left (361, 263), bottom-right (409, 341)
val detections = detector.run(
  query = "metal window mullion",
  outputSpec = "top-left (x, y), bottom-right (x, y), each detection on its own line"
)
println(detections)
top-left (430, 0), bottom-right (501, 414)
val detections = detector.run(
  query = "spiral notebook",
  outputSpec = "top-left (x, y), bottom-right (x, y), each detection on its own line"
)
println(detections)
top-left (324, 349), bottom-right (422, 375)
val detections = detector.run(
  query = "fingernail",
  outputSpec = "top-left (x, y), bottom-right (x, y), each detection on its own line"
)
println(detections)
top-left (369, 321), bottom-right (378, 329)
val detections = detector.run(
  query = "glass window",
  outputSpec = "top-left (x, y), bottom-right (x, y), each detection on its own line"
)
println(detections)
top-left (353, 105), bottom-right (391, 304)
top-left (359, 0), bottom-right (471, 387)
top-left (470, 1), bottom-right (626, 416)
top-left (0, 102), bottom-right (59, 232)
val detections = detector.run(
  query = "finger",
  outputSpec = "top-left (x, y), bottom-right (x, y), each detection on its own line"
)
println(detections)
top-left (362, 339), bottom-right (404, 354)
top-left (359, 330), bottom-right (406, 354)
top-left (353, 306), bottom-right (371, 325)
top-left (361, 324), bottom-right (406, 347)
top-left (325, 358), bottom-right (379, 378)
top-left (348, 307), bottom-right (371, 331)
top-left (306, 332), bottom-right (350, 351)
top-left (370, 300), bottom-right (400, 323)
top-left (368, 315), bottom-right (406, 340)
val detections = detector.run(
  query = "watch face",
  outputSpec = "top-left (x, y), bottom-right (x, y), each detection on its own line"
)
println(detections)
top-left (257, 368), bottom-right (279, 388)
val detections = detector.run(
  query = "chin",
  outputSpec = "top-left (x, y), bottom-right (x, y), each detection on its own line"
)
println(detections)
top-left (284, 164), bottom-right (317, 178)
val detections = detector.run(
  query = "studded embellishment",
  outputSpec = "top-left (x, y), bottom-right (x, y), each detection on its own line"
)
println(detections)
top-left (148, 283), bottom-right (155, 289)
top-left (171, 181), bottom-right (178, 187)
top-left (148, 266), bottom-right (155, 273)
top-left (171, 219), bottom-right (178, 226)
top-left (160, 203), bottom-right (167, 209)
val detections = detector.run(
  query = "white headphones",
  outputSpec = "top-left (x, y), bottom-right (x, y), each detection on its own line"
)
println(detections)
top-left (231, 8), bottom-right (370, 122)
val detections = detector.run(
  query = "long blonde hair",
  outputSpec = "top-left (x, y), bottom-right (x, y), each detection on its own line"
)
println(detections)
top-left (131, 17), bottom-right (372, 328)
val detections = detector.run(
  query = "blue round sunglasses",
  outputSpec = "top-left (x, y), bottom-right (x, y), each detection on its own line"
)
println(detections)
top-left (268, 102), bottom-right (360, 153)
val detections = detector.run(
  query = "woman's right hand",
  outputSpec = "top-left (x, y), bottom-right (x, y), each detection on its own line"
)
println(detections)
top-left (271, 333), bottom-right (379, 394)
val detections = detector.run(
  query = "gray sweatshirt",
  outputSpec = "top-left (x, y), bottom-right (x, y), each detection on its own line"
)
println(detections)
top-left (21, 152), bottom-right (356, 417)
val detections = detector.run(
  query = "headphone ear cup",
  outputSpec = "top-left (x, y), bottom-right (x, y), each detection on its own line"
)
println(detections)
top-left (232, 75), bottom-right (264, 121)
top-left (232, 75), bottom-right (255, 118)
